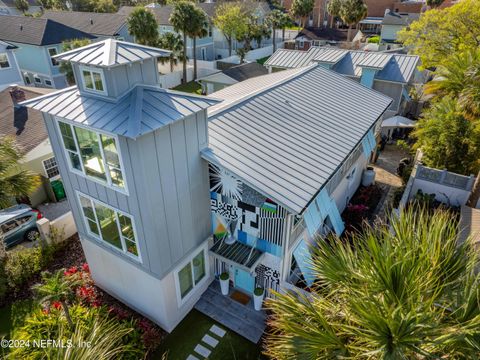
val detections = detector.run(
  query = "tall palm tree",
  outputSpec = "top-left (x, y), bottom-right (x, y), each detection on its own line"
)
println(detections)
top-left (33, 270), bottom-right (82, 329)
top-left (339, 0), bottom-right (367, 42)
top-left (127, 7), bottom-right (159, 46)
top-left (291, 0), bottom-right (314, 29)
top-left (266, 10), bottom-right (284, 52)
top-left (170, 1), bottom-right (208, 83)
top-left (326, 0), bottom-right (342, 28)
top-left (157, 32), bottom-right (186, 73)
top-left (266, 208), bottom-right (480, 358)
top-left (0, 136), bottom-right (40, 209)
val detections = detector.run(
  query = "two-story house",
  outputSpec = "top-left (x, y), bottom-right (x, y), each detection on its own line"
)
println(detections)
top-left (41, 11), bottom-right (134, 43)
top-left (0, 15), bottom-right (95, 89)
top-left (22, 40), bottom-right (392, 335)
top-left (380, 11), bottom-right (420, 45)
top-left (265, 47), bottom-right (421, 118)
top-left (0, 40), bottom-right (23, 91)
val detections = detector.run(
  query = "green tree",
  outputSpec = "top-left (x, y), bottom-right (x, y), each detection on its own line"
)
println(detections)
top-left (213, 2), bottom-right (249, 57)
top-left (266, 208), bottom-right (480, 358)
top-left (91, 0), bottom-right (117, 13)
top-left (59, 38), bottom-right (92, 85)
top-left (427, 0), bottom-right (445, 8)
top-left (290, 0), bottom-right (314, 28)
top-left (413, 97), bottom-right (480, 175)
top-left (398, 0), bottom-right (480, 70)
top-left (326, 0), bottom-right (342, 28)
top-left (32, 270), bottom-right (82, 329)
top-left (127, 7), bottom-right (159, 46)
top-left (14, 0), bottom-right (29, 13)
top-left (0, 137), bottom-right (41, 209)
top-left (157, 32), bottom-right (186, 73)
top-left (338, 0), bottom-right (367, 42)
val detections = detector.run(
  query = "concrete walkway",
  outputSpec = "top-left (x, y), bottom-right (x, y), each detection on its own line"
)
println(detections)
top-left (371, 144), bottom-right (408, 220)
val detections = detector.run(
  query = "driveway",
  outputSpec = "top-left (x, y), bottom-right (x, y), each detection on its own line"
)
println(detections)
top-left (37, 199), bottom-right (70, 220)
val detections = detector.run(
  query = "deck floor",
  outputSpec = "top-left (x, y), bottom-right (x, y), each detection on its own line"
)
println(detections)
top-left (194, 281), bottom-right (266, 344)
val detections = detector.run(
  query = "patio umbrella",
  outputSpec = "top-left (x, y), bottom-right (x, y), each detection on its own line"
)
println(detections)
top-left (381, 116), bottom-right (416, 128)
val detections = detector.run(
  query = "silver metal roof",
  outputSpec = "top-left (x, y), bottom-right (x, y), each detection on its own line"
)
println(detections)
top-left (203, 65), bottom-right (392, 214)
top-left (20, 85), bottom-right (220, 138)
top-left (266, 47), bottom-right (420, 83)
top-left (54, 39), bottom-right (170, 67)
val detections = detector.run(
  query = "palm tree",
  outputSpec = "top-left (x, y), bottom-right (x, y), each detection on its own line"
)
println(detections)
top-left (0, 136), bottom-right (41, 209)
top-left (14, 0), bottom-right (29, 14)
top-left (157, 32), bottom-right (186, 73)
top-left (127, 7), bottom-right (159, 46)
top-left (326, 0), bottom-right (342, 28)
top-left (170, 1), bottom-right (208, 82)
top-left (266, 208), bottom-right (480, 358)
top-left (32, 270), bottom-right (82, 329)
top-left (291, 0), bottom-right (314, 29)
top-left (265, 10), bottom-right (284, 52)
top-left (339, 0), bottom-right (367, 42)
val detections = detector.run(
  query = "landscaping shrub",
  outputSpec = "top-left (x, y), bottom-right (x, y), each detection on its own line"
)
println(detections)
top-left (350, 185), bottom-right (383, 210)
top-left (368, 35), bottom-right (380, 43)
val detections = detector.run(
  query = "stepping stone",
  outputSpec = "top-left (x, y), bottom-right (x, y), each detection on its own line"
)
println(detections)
top-left (194, 344), bottom-right (211, 358)
top-left (210, 324), bottom-right (226, 338)
top-left (187, 355), bottom-right (199, 360)
top-left (202, 334), bottom-right (219, 348)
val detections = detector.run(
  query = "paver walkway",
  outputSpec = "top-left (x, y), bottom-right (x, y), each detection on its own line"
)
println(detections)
top-left (188, 324), bottom-right (226, 359)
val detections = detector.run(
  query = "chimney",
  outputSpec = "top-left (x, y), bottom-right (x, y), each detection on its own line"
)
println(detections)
top-left (385, 9), bottom-right (391, 16)
top-left (9, 86), bottom-right (26, 107)
top-left (90, 19), bottom-right (93, 25)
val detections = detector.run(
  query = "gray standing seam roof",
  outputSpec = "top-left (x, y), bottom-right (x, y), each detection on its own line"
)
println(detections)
top-left (203, 65), bottom-right (392, 214)
top-left (53, 39), bottom-right (170, 67)
top-left (20, 85), bottom-right (220, 139)
top-left (266, 47), bottom-right (420, 84)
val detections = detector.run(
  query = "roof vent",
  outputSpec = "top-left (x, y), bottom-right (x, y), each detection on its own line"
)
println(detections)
top-left (90, 19), bottom-right (93, 25)
top-left (20, 25), bottom-right (23, 31)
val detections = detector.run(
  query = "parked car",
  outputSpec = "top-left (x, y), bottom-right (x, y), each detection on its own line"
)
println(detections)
top-left (0, 204), bottom-right (42, 248)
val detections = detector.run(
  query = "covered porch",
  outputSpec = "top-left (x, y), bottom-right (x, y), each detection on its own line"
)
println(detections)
top-left (195, 280), bottom-right (267, 344)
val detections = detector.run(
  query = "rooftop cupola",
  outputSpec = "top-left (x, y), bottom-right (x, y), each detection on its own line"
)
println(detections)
top-left (53, 39), bottom-right (170, 100)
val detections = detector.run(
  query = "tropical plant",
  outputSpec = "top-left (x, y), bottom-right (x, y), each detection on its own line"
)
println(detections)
top-left (14, 0), bottom-right (29, 13)
top-left (0, 136), bottom-right (41, 209)
top-left (326, 0), bottom-right (342, 28)
top-left (213, 2), bottom-right (249, 57)
top-left (127, 7), bottom-right (159, 46)
top-left (265, 10), bottom-right (287, 52)
top-left (398, 0), bottom-right (480, 69)
top-left (32, 269), bottom-right (83, 328)
top-left (266, 208), bottom-right (480, 358)
top-left (413, 97), bottom-right (480, 175)
top-left (91, 0), bottom-right (117, 13)
top-left (157, 32), bottom-right (185, 73)
top-left (338, 0), bottom-right (367, 42)
top-left (290, 0), bottom-right (314, 28)
top-left (59, 38), bottom-right (92, 85)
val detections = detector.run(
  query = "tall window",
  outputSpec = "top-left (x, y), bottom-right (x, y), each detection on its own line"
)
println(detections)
top-left (0, 53), bottom-right (10, 69)
top-left (58, 121), bottom-right (125, 190)
top-left (48, 47), bottom-right (58, 66)
top-left (177, 250), bottom-right (206, 299)
top-left (81, 67), bottom-right (105, 94)
top-left (78, 194), bottom-right (139, 258)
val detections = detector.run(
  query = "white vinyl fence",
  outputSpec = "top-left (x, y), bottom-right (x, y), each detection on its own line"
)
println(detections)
top-left (37, 211), bottom-right (77, 243)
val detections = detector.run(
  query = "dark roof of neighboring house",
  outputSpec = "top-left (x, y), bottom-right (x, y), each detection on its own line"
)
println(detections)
top-left (42, 10), bottom-right (128, 37)
top-left (118, 1), bottom-right (270, 25)
top-left (296, 27), bottom-right (359, 43)
top-left (0, 15), bottom-right (95, 46)
top-left (223, 62), bottom-right (269, 82)
top-left (382, 12), bottom-right (420, 26)
top-left (0, 86), bottom-right (52, 155)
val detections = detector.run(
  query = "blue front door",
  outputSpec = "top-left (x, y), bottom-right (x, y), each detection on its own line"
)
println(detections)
top-left (234, 268), bottom-right (255, 293)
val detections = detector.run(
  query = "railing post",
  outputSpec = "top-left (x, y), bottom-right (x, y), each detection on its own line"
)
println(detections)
top-left (439, 169), bottom-right (447, 184)
top-left (467, 174), bottom-right (476, 191)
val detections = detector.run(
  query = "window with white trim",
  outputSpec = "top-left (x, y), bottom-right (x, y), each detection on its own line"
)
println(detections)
top-left (34, 76), bottom-right (41, 84)
top-left (43, 157), bottom-right (59, 179)
top-left (44, 79), bottom-right (52, 87)
top-left (0, 53), bottom-right (10, 69)
top-left (48, 47), bottom-right (58, 66)
top-left (78, 194), bottom-right (139, 258)
top-left (81, 67), bottom-right (106, 94)
top-left (177, 250), bottom-right (206, 299)
top-left (58, 121), bottom-right (125, 189)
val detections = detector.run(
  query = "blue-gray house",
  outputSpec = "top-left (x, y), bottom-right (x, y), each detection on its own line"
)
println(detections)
top-left (22, 40), bottom-right (391, 338)
top-left (0, 40), bottom-right (23, 90)
top-left (0, 15), bottom-right (95, 89)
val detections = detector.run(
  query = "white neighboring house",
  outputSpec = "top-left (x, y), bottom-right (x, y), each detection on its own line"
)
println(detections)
top-left (21, 39), bottom-right (392, 339)
top-left (0, 40), bottom-right (23, 91)
top-left (380, 11), bottom-right (420, 45)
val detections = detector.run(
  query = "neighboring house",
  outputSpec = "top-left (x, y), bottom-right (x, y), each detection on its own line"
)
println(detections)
top-left (293, 28), bottom-right (361, 50)
top-left (22, 39), bottom-right (392, 334)
top-left (0, 0), bottom-right (42, 15)
top-left (197, 62), bottom-right (268, 95)
top-left (265, 47), bottom-right (420, 117)
top-left (380, 11), bottom-right (420, 44)
top-left (0, 85), bottom-right (65, 207)
top-left (358, 17), bottom-right (383, 35)
top-left (0, 15), bottom-right (95, 89)
top-left (119, 2), bottom-right (273, 61)
top-left (41, 11), bottom-right (133, 42)
top-left (0, 40), bottom-right (23, 91)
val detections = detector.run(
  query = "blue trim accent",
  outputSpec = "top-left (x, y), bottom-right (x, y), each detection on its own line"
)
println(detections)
top-left (360, 68), bottom-right (376, 88)
top-left (304, 188), bottom-right (345, 236)
top-left (293, 239), bottom-right (315, 286)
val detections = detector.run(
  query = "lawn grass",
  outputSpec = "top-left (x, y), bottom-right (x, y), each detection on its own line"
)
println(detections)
top-left (154, 309), bottom-right (265, 360)
top-left (0, 300), bottom-right (35, 339)
top-left (256, 56), bottom-right (270, 65)
top-left (172, 81), bottom-right (202, 95)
